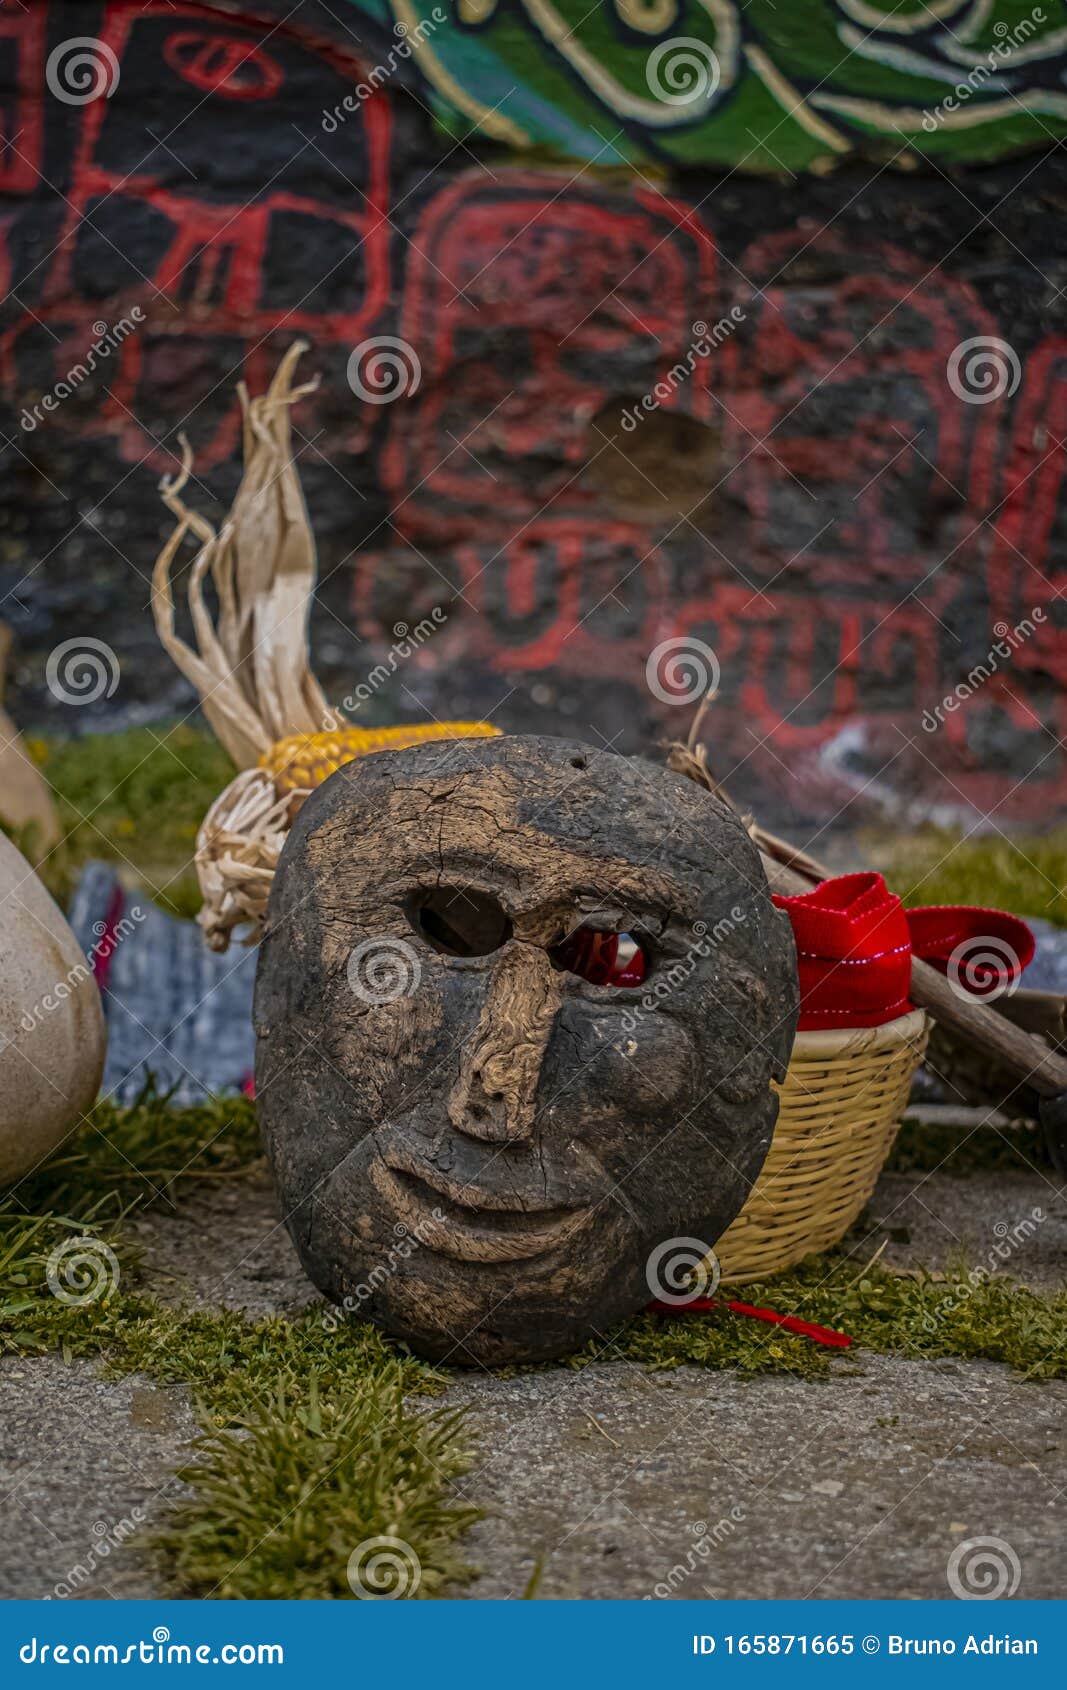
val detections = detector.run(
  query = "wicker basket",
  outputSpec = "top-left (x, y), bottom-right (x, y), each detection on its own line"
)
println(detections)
top-left (716, 1009), bottom-right (930, 1283)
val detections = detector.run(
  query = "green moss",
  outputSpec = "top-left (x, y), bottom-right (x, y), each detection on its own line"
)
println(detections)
top-left (613, 1253), bottom-right (1067, 1382)
top-left (24, 728), bottom-right (1065, 932)
top-left (886, 1114), bottom-right (1049, 1175)
top-left (606, 1307), bottom-right (835, 1379)
top-left (876, 826), bottom-right (1067, 928)
top-left (23, 724), bottom-right (233, 916)
top-left (30, 1295), bottom-right (438, 1421)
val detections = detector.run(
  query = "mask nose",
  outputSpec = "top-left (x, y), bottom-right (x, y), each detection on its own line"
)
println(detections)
top-left (449, 944), bottom-right (564, 1144)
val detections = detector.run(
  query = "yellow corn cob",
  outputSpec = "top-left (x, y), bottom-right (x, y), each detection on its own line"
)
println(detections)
top-left (260, 722), bottom-right (501, 796)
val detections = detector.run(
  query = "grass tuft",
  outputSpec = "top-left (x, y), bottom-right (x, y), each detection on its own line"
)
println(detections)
top-left (156, 1382), bottom-right (480, 1599)
top-left (879, 826), bottom-right (1067, 928)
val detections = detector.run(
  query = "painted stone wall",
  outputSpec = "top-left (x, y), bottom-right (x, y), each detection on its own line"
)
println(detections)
top-left (341, 0), bottom-right (1067, 171)
top-left (2, 0), bottom-right (1066, 826)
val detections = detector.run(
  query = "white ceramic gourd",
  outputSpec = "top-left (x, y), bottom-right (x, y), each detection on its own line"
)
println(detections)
top-left (0, 831), bottom-right (106, 1186)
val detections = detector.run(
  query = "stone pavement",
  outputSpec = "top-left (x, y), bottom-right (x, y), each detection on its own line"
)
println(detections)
top-left (1, 1163), bottom-right (1064, 1601)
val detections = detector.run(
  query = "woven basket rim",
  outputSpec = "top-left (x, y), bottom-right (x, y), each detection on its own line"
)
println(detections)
top-left (790, 1007), bottom-right (929, 1061)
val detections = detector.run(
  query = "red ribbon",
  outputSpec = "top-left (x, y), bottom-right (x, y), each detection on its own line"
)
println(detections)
top-left (555, 927), bottom-right (647, 987)
top-left (649, 1298), bottom-right (852, 1349)
top-left (772, 872), bottom-right (1034, 1031)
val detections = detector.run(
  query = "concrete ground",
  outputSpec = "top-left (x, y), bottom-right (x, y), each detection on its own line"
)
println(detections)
top-left (1, 1160), bottom-right (1064, 1601)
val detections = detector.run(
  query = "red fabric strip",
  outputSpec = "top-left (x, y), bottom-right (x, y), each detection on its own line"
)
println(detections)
top-left (905, 903), bottom-right (1035, 994)
top-left (723, 1299), bottom-right (853, 1349)
top-left (555, 926), bottom-right (646, 987)
top-left (772, 872), bottom-right (1034, 1030)
top-left (648, 1297), bottom-right (852, 1349)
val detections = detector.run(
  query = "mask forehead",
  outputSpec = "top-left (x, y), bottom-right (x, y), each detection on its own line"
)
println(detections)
top-left (295, 735), bottom-right (758, 948)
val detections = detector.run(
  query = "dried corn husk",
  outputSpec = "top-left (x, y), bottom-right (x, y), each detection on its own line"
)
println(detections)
top-left (152, 340), bottom-right (339, 770)
top-left (193, 768), bottom-right (303, 951)
top-left (153, 344), bottom-right (498, 950)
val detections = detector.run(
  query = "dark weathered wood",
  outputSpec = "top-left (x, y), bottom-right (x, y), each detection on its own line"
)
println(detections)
top-left (255, 734), bottom-right (799, 1365)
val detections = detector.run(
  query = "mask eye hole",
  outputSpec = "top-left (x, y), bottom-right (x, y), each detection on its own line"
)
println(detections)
top-left (406, 886), bottom-right (512, 958)
top-left (552, 926), bottom-right (648, 988)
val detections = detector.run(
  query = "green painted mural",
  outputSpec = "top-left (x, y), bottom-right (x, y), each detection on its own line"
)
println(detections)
top-left (345, 0), bottom-right (1067, 169)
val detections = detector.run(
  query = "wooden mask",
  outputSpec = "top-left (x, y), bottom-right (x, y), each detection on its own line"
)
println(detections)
top-left (254, 735), bottom-right (798, 1363)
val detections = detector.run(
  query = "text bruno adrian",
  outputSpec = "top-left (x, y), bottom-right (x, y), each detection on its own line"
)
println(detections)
top-left (691, 1635), bottom-right (1038, 1657)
